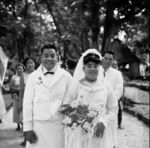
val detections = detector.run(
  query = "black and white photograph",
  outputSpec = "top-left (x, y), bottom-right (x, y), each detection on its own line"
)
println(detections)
top-left (0, 0), bottom-right (149, 148)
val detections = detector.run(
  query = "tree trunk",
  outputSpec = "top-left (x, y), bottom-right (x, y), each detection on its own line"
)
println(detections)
top-left (46, 0), bottom-right (68, 67)
top-left (81, 29), bottom-right (89, 52)
top-left (101, 0), bottom-right (115, 55)
top-left (91, 0), bottom-right (100, 50)
top-left (17, 37), bottom-right (24, 62)
top-left (61, 41), bottom-right (69, 68)
top-left (17, 0), bottom-right (29, 61)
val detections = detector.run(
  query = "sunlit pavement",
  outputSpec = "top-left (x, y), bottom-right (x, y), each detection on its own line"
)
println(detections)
top-left (0, 108), bottom-right (149, 148)
top-left (0, 108), bottom-right (23, 148)
top-left (117, 112), bottom-right (149, 148)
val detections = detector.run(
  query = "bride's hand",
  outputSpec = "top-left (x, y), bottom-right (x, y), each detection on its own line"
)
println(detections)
top-left (95, 122), bottom-right (105, 138)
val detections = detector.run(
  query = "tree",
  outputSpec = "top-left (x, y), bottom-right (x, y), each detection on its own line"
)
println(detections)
top-left (0, 0), bottom-right (35, 61)
top-left (101, 0), bottom-right (149, 55)
top-left (0, 0), bottom-right (149, 62)
top-left (0, 0), bottom-right (56, 61)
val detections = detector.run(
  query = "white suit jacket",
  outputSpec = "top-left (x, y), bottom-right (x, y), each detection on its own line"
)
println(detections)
top-left (99, 66), bottom-right (123, 101)
top-left (23, 65), bottom-right (72, 131)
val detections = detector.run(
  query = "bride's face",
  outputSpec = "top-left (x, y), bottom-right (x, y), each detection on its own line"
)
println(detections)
top-left (83, 62), bottom-right (100, 82)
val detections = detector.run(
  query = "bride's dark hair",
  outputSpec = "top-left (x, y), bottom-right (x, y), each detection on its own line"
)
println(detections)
top-left (83, 53), bottom-right (101, 65)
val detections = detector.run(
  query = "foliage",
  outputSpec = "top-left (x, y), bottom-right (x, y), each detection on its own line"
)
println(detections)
top-left (0, 0), bottom-right (149, 62)
top-left (59, 102), bottom-right (99, 134)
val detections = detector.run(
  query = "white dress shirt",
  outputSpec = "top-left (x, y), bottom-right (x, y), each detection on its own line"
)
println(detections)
top-left (99, 66), bottom-right (124, 147)
top-left (99, 66), bottom-right (123, 101)
top-left (42, 65), bottom-right (56, 84)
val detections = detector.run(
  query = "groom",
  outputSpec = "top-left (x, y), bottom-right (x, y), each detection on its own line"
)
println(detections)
top-left (23, 44), bottom-right (72, 148)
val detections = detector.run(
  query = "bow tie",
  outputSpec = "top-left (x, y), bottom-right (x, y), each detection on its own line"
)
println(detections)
top-left (44, 71), bottom-right (54, 75)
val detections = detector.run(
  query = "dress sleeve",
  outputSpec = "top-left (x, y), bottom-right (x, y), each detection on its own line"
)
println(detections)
top-left (61, 71), bottom-right (73, 104)
top-left (23, 74), bottom-right (35, 131)
top-left (63, 81), bottom-right (78, 104)
top-left (98, 85), bottom-right (118, 127)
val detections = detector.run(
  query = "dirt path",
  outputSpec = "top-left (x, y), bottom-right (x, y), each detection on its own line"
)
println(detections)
top-left (0, 109), bottom-right (149, 148)
top-left (0, 108), bottom-right (23, 148)
top-left (117, 112), bottom-right (149, 148)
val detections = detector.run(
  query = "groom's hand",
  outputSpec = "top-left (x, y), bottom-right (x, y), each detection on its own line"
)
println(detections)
top-left (95, 122), bottom-right (105, 138)
top-left (24, 130), bottom-right (38, 144)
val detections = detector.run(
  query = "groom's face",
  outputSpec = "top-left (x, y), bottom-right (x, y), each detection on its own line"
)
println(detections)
top-left (41, 48), bottom-right (58, 71)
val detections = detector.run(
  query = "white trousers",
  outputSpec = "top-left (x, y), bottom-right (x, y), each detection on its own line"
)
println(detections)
top-left (26, 119), bottom-right (64, 148)
top-left (110, 118), bottom-right (117, 147)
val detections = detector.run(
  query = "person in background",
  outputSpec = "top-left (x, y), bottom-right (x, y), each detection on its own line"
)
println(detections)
top-left (9, 63), bottom-right (24, 130)
top-left (66, 59), bottom-right (77, 76)
top-left (111, 60), bottom-right (124, 129)
top-left (111, 60), bottom-right (118, 70)
top-left (139, 50), bottom-right (150, 80)
top-left (99, 51), bottom-right (124, 148)
top-left (2, 62), bottom-right (15, 94)
top-left (9, 69), bottom-right (16, 80)
top-left (23, 44), bottom-right (72, 148)
top-left (19, 57), bottom-right (35, 147)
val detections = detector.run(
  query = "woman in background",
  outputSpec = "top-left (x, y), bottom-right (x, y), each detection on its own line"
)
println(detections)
top-left (9, 63), bottom-right (24, 130)
top-left (19, 57), bottom-right (35, 146)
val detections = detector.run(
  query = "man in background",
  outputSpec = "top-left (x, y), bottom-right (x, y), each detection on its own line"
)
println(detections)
top-left (111, 60), bottom-right (124, 129)
top-left (99, 51), bottom-right (124, 148)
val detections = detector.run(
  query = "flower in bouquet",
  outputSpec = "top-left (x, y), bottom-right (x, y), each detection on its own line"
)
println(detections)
top-left (70, 99), bottom-right (80, 108)
top-left (59, 102), bottom-right (100, 134)
top-left (82, 121), bottom-right (91, 132)
top-left (63, 117), bottom-right (72, 125)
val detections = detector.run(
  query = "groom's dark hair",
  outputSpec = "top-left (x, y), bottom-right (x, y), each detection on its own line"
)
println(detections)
top-left (41, 44), bottom-right (57, 54)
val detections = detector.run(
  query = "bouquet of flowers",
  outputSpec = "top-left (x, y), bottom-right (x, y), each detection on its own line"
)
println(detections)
top-left (59, 100), bottom-right (100, 134)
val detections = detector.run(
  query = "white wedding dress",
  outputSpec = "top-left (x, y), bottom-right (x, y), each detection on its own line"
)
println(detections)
top-left (64, 79), bottom-right (117, 148)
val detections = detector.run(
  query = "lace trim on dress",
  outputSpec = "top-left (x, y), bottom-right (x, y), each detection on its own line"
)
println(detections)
top-left (78, 79), bottom-right (105, 93)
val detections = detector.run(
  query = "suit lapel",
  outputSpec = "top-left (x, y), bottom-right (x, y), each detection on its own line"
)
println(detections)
top-left (36, 65), bottom-right (64, 90)
top-left (36, 65), bottom-right (50, 89)
top-left (49, 66), bottom-right (64, 88)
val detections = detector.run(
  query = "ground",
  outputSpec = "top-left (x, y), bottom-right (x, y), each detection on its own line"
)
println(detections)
top-left (124, 86), bottom-right (149, 120)
top-left (0, 108), bottom-right (23, 148)
top-left (0, 108), bottom-right (149, 148)
top-left (1, 80), bottom-right (149, 148)
top-left (117, 112), bottom-right (149, 148)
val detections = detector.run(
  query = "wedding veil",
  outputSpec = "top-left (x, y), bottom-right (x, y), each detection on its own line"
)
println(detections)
top-left (73, 48), bottom-right (102, 82)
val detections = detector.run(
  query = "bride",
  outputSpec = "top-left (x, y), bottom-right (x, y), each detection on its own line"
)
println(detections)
top-left (63, 49), bottom-right (118, 148)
